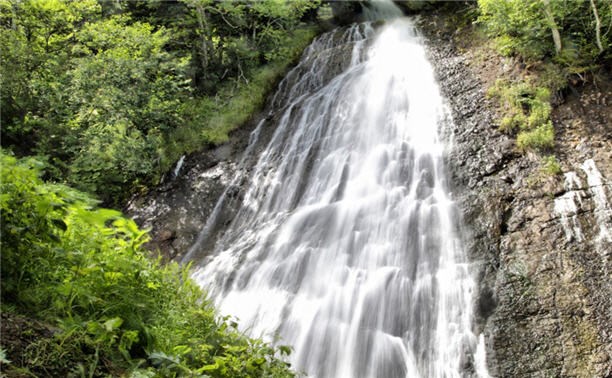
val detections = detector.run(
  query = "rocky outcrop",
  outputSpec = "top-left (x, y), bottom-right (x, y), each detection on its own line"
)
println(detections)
top-left (418, 15), bottom-right (611, 378)
top-left (327, 0), bottom-right (364, 25)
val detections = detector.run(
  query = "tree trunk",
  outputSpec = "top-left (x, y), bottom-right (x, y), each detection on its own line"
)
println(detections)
top-left (195, 5), bottom-right (209, 73)
top-left (542, 0), bottom-right (562, 54)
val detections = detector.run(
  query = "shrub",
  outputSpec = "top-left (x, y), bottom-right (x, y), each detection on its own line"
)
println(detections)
top-left (541, 155), bottom-right (562, 176)
top-left (0, 151), bottom-right (295, 377)
top-left (516, 122), bottom-right (555, 151)
top-left (488, 79), bottom-right (555, 152)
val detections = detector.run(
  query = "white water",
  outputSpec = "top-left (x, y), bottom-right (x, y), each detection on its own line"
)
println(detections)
top-left (191, 4), bottom-right (484, 377)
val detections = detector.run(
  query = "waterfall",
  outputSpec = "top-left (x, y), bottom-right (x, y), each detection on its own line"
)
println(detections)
top-left (189, 3), bottom-right (485, 377)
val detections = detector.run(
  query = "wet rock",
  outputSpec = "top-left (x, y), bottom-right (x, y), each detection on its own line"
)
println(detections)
top-left (126, 25), bottom-right (361, 263)
top-left (329, 1), bottom-right (364, 25)
top-left (419, 12), bottom-right (611, 378)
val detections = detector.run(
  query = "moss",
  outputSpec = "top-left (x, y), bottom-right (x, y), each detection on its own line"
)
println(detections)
top-left (541, 155), bottom-right (562, 176)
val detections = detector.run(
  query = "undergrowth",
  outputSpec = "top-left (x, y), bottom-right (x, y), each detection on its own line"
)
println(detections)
top-left (0, 152), bottom-right (295, 378)
top-left (476, 0), bottom-right (612, 175)
top-left (160, 26), bottom-right (318, 180)
top-left (541, 155), bottom-right (562, 176)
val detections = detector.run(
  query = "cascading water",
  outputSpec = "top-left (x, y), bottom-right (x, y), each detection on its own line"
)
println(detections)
top-left (189, 3), bottom-right (486, 377)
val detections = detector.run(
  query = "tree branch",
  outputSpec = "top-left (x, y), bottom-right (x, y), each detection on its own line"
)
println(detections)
top-left (590, 0), bottom-right (604, 53)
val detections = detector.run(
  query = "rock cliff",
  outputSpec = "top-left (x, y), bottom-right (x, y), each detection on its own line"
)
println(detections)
top-left (418, 13), bottom-right (611, 378)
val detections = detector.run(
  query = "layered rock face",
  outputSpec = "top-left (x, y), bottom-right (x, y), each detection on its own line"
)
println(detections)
top-left (418, 18), bottom-right (611, 378)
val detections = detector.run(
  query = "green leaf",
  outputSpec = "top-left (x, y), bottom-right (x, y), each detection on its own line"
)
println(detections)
top-left (172, 345), bottom-right (192, 356)
top-left (279, 345), bottom-right (292, 356)
top-left (199, 362), bottom-right (219, 371)
top-left (104, 317), bottom-right (123, 332)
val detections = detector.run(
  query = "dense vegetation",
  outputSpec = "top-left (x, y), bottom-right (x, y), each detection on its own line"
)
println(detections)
top-left (476, 0), bottom-right (611, 158)
top-left (0, 0), bottom-right (320, 206)
top-left (1, 152), bottom-right (295, 377)
top-left (1, 0), bottom-right (323, 376)
top-left (5, 0), bottom-right (607, 201)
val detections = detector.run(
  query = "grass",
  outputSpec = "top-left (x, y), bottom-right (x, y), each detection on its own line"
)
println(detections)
top-left (540, 155), bottom-right (562, 176)
top-left (516, 122), bottom-right (555, 151)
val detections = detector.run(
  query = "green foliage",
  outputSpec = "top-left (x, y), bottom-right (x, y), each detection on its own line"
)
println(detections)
top-left (478, 0), bottom-right (552, 60)
top-left (175, 0), bottom-right (321, 93)
top-left (488, 80), bottom-right (549, 124)
top-left (165, 26), bottom-right (318, 163)
top-left (64, 15), bottom-right (190, 199)
top-left (488, 79), bottom-right (556, 153)
top-left (477, 1), bottom-right (612, 160)
top-left (477, 0), bottom-right (612, 71)
top-left (541, 155), bottom-right (562, 176)
top-left (0, 0), bottom-right (101, 149)
top-left (0, 151), bottom-right (295, 377)
top-left (0, 1), bottom-right (192, 205)
top-left (534, 62), bottom-right (569, 96)
top-left (516, 122), bottom-right (555, 151)
top-left (0, 0), bottom-right (321, 206)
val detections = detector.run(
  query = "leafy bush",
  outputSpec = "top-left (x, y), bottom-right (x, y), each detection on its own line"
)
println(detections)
top-left (488, 79), bottom-right (551, 130)
top-left (477, 0), bottom-right (612, 72)
top-left (1, 0), bottom-right (321, 206)
top-left (477, 0), bottom-right (553, 60)
top-left (541, 155), bottom-right (562, 176)
top-left (516, 122), bottom-right (555, 151)
top-left (0, 151), bottom-right (295, 377)
top-left (488, 79), bottom-right (556, 153)
top-left (535, 62), bottom-right (569, 95)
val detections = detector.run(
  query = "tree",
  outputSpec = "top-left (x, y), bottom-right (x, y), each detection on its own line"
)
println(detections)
top-left (590, 0), bottom-right (604, 53)
top-left (1, 1), bottom-right (190, 205)
top-left (1, 0), bottom-right (322, 205)
top-left (179, 0), bottom-right (320, 92)
top-left (542, 0), bottom-right (562, 54)
top-left (0, 0), bottom-right (100, 151)
top-left (65, 15), bottom-right (190, 201)
top-left (478, 0), bottom-right (612, 69)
